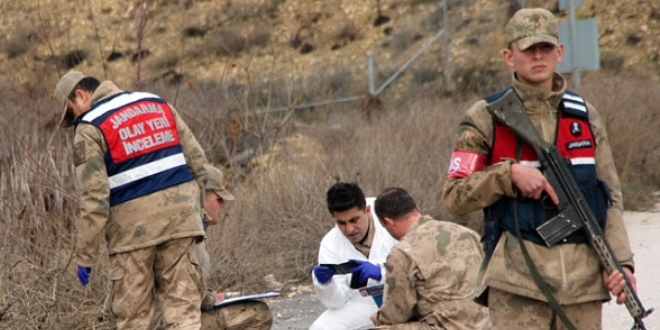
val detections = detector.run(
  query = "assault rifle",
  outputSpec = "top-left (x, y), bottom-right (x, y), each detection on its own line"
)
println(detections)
top-left (486, 89), bottom-right (653, 330)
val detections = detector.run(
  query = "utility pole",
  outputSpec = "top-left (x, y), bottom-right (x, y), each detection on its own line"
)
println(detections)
top-left (442, 0), bottom-right (454, 93)
top-left (568, 0), bottom-right (580, 90)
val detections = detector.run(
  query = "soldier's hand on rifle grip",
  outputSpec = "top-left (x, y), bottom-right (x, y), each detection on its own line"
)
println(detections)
top-left (511, 164), bottom-right (559, 204)
top-left (603, 267), bottom-right (636, 305)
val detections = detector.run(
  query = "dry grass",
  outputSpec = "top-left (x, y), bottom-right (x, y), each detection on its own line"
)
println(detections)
top-left (1, 60), bottom-right (659, 329)
top-left (0, 0), bottom-right (658, 327)
top-left (580, 72), bottom-right (660, 210)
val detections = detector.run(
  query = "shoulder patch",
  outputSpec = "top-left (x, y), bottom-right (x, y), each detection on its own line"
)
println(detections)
top-left (73, 142), bottom-right (88, 167)
top-left (561, 91), bottom-right (588, 118)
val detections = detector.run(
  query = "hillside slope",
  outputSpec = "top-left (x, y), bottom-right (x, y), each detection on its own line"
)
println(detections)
top-left (0, 0), bottom-right (658, 97)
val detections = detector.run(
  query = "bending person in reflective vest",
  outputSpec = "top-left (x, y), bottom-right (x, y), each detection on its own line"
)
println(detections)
top-left (54, 70), bottom-right (212, 330)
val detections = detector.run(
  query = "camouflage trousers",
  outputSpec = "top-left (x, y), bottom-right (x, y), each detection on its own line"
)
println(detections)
top-left (488, 287), bottom-right (602, 330)
top-left (200, 300), bottom-right (273, 330)
top-left (150, 240), bottom-right (273, 330)
top-left (105, 237), bottom-right (205, 330)
top-left (152, 292), bottom-right (273, 330)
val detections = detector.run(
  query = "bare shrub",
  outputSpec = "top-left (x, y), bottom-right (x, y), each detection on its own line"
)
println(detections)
top-left (412, 67), bottom-right (441, 85)
top-left (331, 20), bottom-right (360, 47)
top-left (452, 64), bottom-right (508, 99)
top-left (207, 27), bottom-right (247, 56)
top-left (1, 52), bottom-right (659, 330)
top-left (146, 50), bottom-right (180, 72)
top-left (0, 75), bottom-right (112, 328)
top-left (580, 73), bottom-right (660, 210)
top-left (3, 31), bottom-right (36, 59)
top-left (391, 29), bottom-right (423, 52)
top-left (61, 49), bottom-right (88, 69)
top-left (600, 50), bottom-right (625, 73)
top-left (226, 0), bottom-right (284, 21)
top-left (247, 28), bottom-right (272, 48)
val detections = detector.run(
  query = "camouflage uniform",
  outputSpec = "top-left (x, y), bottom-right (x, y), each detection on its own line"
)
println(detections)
top-left (73, 80), bottom-right (210, 329)
top-left (200, 301), bottom-right (273, 330)
top-left (153, 291), bottom-right (273, 330)
top-left (151, 165), bottom-right (273, 330)
top-left (442, 73), bottom-right (634, 328)
top-left (375, 215), bottom-right (491, 330)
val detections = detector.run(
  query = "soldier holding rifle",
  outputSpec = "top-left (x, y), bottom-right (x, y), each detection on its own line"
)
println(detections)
top-left (442, 7), bottom-right (648, 330)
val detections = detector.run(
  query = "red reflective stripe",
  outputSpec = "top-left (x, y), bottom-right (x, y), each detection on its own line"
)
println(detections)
top-left (446, 151), bottom-right (487, 178)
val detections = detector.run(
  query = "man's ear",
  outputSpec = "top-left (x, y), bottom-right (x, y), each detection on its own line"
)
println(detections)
top-left (383, 217), bottom-right (395, 228)
top-left (74, 89), bottom-right (86, 101)
top-left (556, 43), bottom-right (565, 63)
top-left (502, 47), bottom-right (514, 68)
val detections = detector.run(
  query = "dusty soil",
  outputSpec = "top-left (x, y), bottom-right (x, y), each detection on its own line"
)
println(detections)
top-left (1, 0), bottom-right (658, 92)
top-left (268, 209), bottom-right (660, 329)
top-left (602, 210), bottom-right (660, 330)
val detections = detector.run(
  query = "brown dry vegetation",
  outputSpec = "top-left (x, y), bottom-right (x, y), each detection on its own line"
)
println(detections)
top-left (1, 0), bottom-right (659, 329)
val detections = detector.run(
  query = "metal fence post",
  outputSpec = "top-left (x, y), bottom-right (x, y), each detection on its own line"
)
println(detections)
top-left (368, 54), bottom-right (376, 96)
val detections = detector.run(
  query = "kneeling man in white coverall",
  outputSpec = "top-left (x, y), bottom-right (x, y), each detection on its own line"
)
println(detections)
top-left (310, 182), bottom-right (398, 330)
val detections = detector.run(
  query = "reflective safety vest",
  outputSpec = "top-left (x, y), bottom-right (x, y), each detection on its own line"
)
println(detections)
top-left (483, 88), bottom-right (611, 247)
top-left (79, 92), bottom-right (194, 206)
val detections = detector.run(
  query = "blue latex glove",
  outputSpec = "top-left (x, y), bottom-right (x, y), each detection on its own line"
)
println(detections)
top-left (77, 266), bottom-right (92, 286)
top-left (347, 259), bottom-right (382, 284)
top-left (313, 265), bottom-right (335, 284)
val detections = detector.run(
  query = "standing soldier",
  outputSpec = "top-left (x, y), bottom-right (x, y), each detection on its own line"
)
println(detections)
top-left (441, 8), bottom-right (637, 329)
top-left (54, 70), bottom-right (210, 329)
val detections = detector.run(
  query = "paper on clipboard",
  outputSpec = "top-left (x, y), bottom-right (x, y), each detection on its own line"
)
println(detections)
top-left (213, 291), bottom-right (280, 307)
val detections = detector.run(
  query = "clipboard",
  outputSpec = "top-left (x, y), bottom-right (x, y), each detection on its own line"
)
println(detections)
top-left (213, 291), bottom-right (280, 307)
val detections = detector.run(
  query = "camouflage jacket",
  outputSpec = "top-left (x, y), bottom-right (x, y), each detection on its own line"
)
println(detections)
top-left (442, 73), bottom-right (634, 304)
top-left (73, 81), bottom-right (210, 267)
top-left (376, 215), bottom-right (490, 330)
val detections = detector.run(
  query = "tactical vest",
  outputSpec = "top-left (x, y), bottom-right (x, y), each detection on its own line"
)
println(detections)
top-left (78, 92), bottom-right (194, 206)
top-left (482, 88), bottom-right (611, 248)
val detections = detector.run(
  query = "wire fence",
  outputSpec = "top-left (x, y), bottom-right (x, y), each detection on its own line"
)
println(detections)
top-left (217, 0), bottom-right (454, 114)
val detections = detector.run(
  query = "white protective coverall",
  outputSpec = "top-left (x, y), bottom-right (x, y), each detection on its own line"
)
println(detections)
top-left (310, 198), bottom-right (398, 330)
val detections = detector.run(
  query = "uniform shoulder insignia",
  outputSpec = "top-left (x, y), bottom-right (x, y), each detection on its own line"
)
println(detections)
top-left (561, 91), bottom-right (588, 118)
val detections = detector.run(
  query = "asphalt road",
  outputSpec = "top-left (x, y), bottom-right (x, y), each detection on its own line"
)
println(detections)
top-left (269, 210), bottom-right (660, 330)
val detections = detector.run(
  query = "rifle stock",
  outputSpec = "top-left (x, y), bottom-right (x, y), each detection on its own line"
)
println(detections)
top-left (486, 89), bottom-right (653, 330)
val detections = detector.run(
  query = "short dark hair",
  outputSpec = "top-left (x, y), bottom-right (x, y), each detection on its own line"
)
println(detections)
top-left (374, 187), bottom-right (416, 221)
top-left (68, 77), bottom-right (101, 101)
top-left (326, 182), bottom-right (366, 214)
